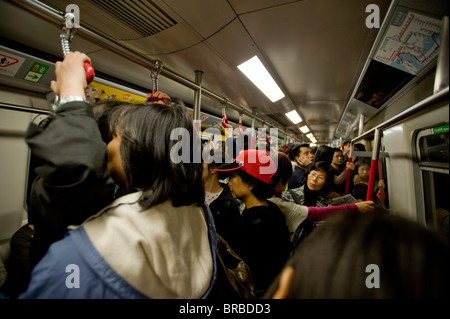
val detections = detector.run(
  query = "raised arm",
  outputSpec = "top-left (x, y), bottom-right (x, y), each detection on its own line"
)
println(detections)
top-left (306, 201), bottom-right (375, 222)
top-left (26, 52), bottom-right (115, 252)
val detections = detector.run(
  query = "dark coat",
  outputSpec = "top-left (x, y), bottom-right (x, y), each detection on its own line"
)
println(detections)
top-left (221, 201), bottom-right (292, 295)
top-left (208, 183), bottom-right (242, 235)
top-left (25, 101), bottom-right (115, 267)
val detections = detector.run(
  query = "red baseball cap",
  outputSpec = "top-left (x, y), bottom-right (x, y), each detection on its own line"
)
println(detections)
top-left (214, 149), bottom-right (277, 184)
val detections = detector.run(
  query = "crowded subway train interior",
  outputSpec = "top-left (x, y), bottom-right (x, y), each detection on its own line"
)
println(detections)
top-left (0, 0), bottom-right (449, 301)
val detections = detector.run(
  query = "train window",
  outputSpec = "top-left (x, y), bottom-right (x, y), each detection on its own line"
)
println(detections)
top-left (419, 126), bottom-right (449, 164)
top-left (417, 124), bottom-right (449, 236)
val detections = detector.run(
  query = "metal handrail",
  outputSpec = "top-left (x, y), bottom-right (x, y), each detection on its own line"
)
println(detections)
top-left (349, 86), bottom-right (448, 201)
top-left (9, 0), bottom-right (293, 137)
top-left (0, 102), bottom-right (52, 115)
top-left (351, 86), bottom-right (449, 143)
top-left (434, 16), bottom-right (449, 94)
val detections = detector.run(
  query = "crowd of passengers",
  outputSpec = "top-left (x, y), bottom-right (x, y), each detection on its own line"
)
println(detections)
top-left (0, 52), bottom-right (448, 299)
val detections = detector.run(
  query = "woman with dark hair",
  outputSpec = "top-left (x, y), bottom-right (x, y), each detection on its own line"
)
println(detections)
top-left (269, 152), bottom-right (374, 247)
top-left (21, 52), bottom-right (216, 299)
top-left (264, 210), bottom-right (449, 299)
top-left (313, 145), bottom-right (334, 163)
top-left (329, 147), bottom-right (355, 195)
top-left (92, 90), bottom-right (171, 145)
top-left (282, 161), bottom-right (333, 207)
top-left (214, 149), bottom-right (292, 297)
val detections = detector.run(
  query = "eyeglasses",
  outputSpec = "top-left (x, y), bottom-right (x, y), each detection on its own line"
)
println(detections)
top-left (309, 171), bottom-right (326, 181)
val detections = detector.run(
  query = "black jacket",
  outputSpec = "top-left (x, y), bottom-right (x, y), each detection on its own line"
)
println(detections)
top-left (288, 163), bottom-right (313, 189)
top-left (221, 201), bottom-right (292, 295)
top-left (26, 101), bottom-right (115, 267)
top-left (208, 183), bottom-right (241, 235)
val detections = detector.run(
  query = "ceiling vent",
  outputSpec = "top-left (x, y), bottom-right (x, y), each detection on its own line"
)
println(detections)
top-left (90, 0), bottom-right (177, 40)
top-left (42, 0), bottom-right (178, 40)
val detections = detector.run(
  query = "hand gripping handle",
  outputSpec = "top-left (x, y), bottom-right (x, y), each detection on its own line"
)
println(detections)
top-left (84, 61), bottom-right (95, 84)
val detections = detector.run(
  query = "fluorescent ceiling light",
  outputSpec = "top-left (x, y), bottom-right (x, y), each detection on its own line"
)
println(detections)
top-left (285, 110), bottom-right (302, 124)
top-left (306, 133), bottom-right (314, 139)
top-left (238, 55), bottom-right (285, 102)
top-left (311, 138), bottom-right (317, 143)
top-left (299, 125), bottom-right (310, 133)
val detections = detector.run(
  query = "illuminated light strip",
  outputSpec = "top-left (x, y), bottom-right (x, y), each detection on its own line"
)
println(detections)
top-left (285, 110), bottom-right (302, 124)
top-left (238, 56), bottom-right (285, 102)
top-left (299, 125), bottom-right (309, 133)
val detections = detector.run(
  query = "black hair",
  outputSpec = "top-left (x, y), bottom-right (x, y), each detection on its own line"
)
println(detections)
top-left (92, 100), bottom-right (128, 144)
top-left (314, 145), bottom-right (334, 163)
top-left (203, 146), bottom-right (228, 180)
top-left (289, 143), bottom-right (311, 158)
top-left (110, 101), bottom-right (204, 208)
top-left (355, 157), bottom-right (371, 169)
top-left (264, 210), bottom-right (450, 298)
top-left (287, 143), bottom-right (300, 161)
top-left (351, 183), bottom-right (368, 200)
top-left (331, 147), bottom-right (342, 155)
top-left (354, 143), bottom-right (366, 152)
top-left (271, 152), bottom-right (293, 186)
top-left (235, 170), bottom-right (275, 201)
top-left (303, 161), bottom-right (333, 204)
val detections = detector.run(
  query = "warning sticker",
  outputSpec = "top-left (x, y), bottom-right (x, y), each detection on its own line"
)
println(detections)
top-left (0, 51), bottom-right (26, 77)
top-left (23, 62), bottom-right (50, 83)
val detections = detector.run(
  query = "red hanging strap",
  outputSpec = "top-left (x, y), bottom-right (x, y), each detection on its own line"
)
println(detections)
top-left (344, 157), bottom-right (353, 195)
top-left (365, 159), bottom-right (378, 201)
top-left (376, 158), bottom-right (387, 204)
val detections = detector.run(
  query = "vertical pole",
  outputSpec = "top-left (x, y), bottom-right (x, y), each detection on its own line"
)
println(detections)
top-left (193, 70), bottom-right (203, 122)
top-left (250, 107), bottom-right (257, 149)
top-left (434, 16), bottom-right (449, 94)
top-left (344, 140), bottom-right (353, 195)
top-left (366, 128), bottom-right (381, 201)
top-left (358, 114), bottom-right (365, 136)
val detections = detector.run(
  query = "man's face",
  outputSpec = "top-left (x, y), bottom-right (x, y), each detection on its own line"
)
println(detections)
top-left (299, 147), bottom-right (314, 162)
top-left (332, 151), bottom-right (344, 166)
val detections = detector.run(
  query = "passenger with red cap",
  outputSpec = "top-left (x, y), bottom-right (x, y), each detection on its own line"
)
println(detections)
top-left (214, 149), bottom-right (292, 297)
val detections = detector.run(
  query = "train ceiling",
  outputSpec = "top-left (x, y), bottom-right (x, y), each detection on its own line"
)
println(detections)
top-left (0, 0), bottom-right (446, 144)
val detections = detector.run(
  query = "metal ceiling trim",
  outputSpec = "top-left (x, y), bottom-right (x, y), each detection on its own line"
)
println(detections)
top-left (334, 0), bottom-right (399, 139)
top-left (351, 85), bottom-right (449, 143)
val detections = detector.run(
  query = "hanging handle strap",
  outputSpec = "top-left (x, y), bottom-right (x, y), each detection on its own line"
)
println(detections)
top-left (145, 61), bottom-right (170, 104)
top-left (221, 100), bottom-right (229, 126)
top-left (60, 12), bottom-right (95, 84)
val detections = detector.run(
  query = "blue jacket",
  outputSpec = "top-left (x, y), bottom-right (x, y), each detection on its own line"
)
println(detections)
top-left (21, 202), bottom-right (217, 299)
